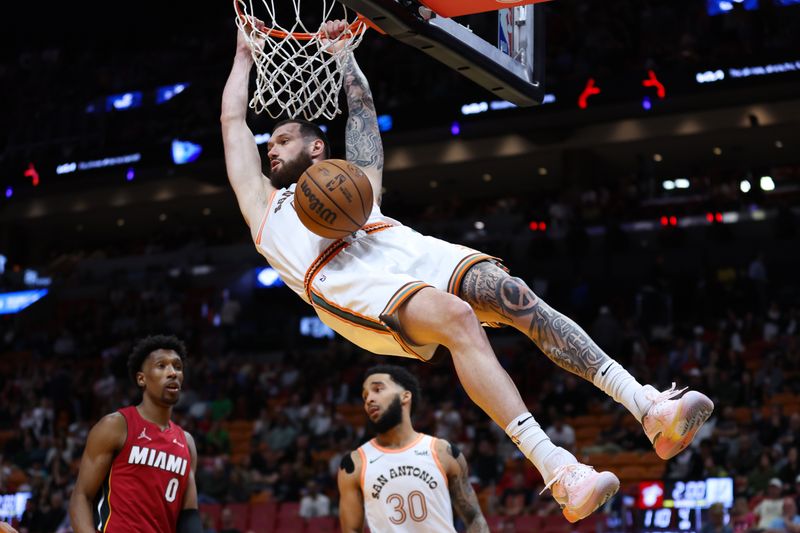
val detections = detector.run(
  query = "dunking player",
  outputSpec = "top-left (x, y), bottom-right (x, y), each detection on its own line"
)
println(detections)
top-left (221, 19), bottom-right (714, 521)
top-left (338, 365), bottom-right (489, 532)
top-left (68, 335), bottom-right (202, 533)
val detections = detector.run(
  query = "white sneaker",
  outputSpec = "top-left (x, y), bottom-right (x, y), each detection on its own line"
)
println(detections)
top-left (642, 383), bottom-right (715, 460)
top-left (542, 463), bottom-right (620, 523)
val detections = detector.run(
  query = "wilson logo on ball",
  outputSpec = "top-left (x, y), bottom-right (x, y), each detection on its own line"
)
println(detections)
top-left (299, 180), bottom-right (337, 225)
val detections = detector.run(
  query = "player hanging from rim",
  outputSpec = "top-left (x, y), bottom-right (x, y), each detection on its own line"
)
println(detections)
top-left (221, 19), bottom-right (714, 522)
top-left (338, 365), bottom-right (489, 532)
top-left (68, 335), bottom-right (202, 533)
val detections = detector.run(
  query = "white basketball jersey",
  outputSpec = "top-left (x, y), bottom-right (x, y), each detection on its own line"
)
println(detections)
top-left (358, 434), bottom-right (455, 533)
top-left (253, 184), bottom-right (399, 301)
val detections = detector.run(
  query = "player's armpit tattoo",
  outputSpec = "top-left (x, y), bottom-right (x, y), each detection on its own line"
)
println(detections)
top-left (343, 54), bottom-right (383, 171)
top-left (460, 262), bottom-right (611, 381)
top-left (450, 455), bottom-right (489, 532)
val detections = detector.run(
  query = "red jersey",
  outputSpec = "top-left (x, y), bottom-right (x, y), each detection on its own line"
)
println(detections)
top-left (94, 406), bottom-right (192, 533)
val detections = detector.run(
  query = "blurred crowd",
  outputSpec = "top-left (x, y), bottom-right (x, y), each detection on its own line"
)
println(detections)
top-left (1, 190), bottom-right (799, 531)
top-left (0, 2), bottom-right (799, 530)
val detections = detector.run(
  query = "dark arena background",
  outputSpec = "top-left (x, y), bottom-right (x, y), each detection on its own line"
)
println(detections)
top-left (1, 0), bottom-right (800, 531)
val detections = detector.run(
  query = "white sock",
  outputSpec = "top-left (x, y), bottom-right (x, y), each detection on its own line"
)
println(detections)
top-left (505, 413), bottom-right (576, 481)
top-left (593, 360), bottom-right (652, 420)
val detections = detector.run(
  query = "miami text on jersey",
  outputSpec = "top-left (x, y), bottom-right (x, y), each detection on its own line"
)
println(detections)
top-left (128, 445), bottom-right (189, 476)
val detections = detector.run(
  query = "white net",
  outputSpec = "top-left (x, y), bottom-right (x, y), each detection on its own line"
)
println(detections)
top-left (235, 0), bottom-right (367, 121)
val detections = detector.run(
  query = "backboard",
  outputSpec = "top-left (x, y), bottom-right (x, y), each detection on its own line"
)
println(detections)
top-left (338, 0), bottom-right (547, 106)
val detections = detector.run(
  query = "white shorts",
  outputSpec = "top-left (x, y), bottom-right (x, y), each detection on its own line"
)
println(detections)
top-left (304, 224), bottom-right (494, 361)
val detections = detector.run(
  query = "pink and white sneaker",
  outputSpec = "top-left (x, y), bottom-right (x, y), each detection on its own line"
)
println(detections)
top-left (542, 463), bottom-right (620, 523)
top-left (642, 383), bottom-right (715, 460)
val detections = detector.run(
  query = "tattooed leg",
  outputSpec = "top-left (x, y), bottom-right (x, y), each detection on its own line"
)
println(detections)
top-left (460, 261), bottom-right (611, 381)
top-left (459, 261), bottom-right (652, 421)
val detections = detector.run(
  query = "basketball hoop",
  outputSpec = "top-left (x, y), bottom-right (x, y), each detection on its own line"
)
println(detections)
top-left (234, 0), bottom-right (368, 121)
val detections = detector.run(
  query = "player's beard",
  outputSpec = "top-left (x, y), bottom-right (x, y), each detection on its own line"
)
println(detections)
top-left (269, 151), bottom-right (314, 189)
top-left (367, 395), bottom-right (403, 435)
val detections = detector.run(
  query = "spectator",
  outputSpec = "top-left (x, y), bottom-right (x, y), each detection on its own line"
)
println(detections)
top-left (274, 461), bottom-right (302, 502)
top-left (301, 393), bottom-right (332, 438)
top-left (197, 459), bottom-right (231, 504)
top-left (16, 497), bottom-right (41, 533)
top-left (498, 472), bottom-right (534, 517)
top-left (206, 420), bottom-right (231, 455)
top-left (728, 433), bottom-right (762, 476)
top-left (764, 304), bottom-right (783, 343)
top-left (767, 497), bottom-right (800, 533)
top-left (780, 448), bottom-right (800, 487)
top-left (756, 479), bottom-right (787, 530)
top-left (299, 480), bottom-right (331, 518)
top-left (434, 400), bottom-right (463, 443)
top-left (795, 475), bottom-right (800, 515)
top-left (702, 503), bottom-right (733, 533)
top-left (228, 458), bottom-right (255, 503)
top-left (590, 305), bottom-right (623, 356)
top-left (781, 414), bottom-right (800, 451)
top-left (545, 416), bottom-right (576, 452)
top-left (210, 391), bottom-right (233, 422)
top-left (201, 512), bottom-right (219, 533)
top-left (731, 496), bottom-right (757, 533)
top-left (265, 413), bottom-right (298, 453)
top-left (471, 438), bottom-right (503, 488)
top-left (219, 507), bottom-right (242, 533)
top-left (749, 453), bottom-right (779, 496)
top-left (716, 406), bottom-right (740, 440)
top-left (37, 490), bottom-right (66, 533)
top-left (761, 405), bottom-right (788, 448)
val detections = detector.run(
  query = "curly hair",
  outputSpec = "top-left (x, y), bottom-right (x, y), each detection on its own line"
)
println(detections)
top-left (363, 364), bottom-right (422, 416)
top-left (127, 334), bottom-right (187, 386)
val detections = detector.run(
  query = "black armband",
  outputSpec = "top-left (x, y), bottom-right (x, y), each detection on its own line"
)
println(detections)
top-left (340, 453), bottom-right (355, 474)
top-left (177, 509), bottom-right (203, 533)
top-left (450, 443), bottom-right (462, 459)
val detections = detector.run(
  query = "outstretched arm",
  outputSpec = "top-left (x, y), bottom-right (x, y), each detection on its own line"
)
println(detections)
top-left (325, 35), bottom-right (381, 206)
top-left (342, 51), bottom-right (383, 204)
top-left (321, 21), bottom-right (382, 204)
top-left (221, 21), bottom-right (274, 233)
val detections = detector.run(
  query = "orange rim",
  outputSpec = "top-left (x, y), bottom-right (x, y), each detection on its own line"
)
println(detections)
top-left (234, 0), bottom-right (368, 41)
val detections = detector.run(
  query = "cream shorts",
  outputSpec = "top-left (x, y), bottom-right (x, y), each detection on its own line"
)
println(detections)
top-left (305, 225), bottom-right (493, 361)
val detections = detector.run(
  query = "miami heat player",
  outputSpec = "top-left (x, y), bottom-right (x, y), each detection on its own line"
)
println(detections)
top-left (69, 335), bottom-right (202, 533)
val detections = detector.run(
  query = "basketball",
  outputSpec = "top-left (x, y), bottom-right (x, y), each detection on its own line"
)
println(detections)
top-left (294, 159), bottom-right (373, 239)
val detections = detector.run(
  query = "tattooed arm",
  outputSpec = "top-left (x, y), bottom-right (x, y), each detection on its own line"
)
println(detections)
top-left (459, 261), bottom-right (612, 381)
top-left (342, 51), bottom-right (384, 205)
top-left (437, 439), bottom-right (489, 533)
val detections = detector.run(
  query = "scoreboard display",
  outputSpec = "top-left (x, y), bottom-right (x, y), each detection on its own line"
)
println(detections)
top-left (0, 492), bottom-right (32, 521)
top-left (633, 478), bottom-right (734, 532)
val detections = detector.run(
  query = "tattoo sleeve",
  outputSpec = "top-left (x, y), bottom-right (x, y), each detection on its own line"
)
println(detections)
top-left (460, 262), bottom-right (611, 381)
top-left (448, 444), bottom-right (489, 533)
top-left (342, 52), bottom-right (383, 171)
